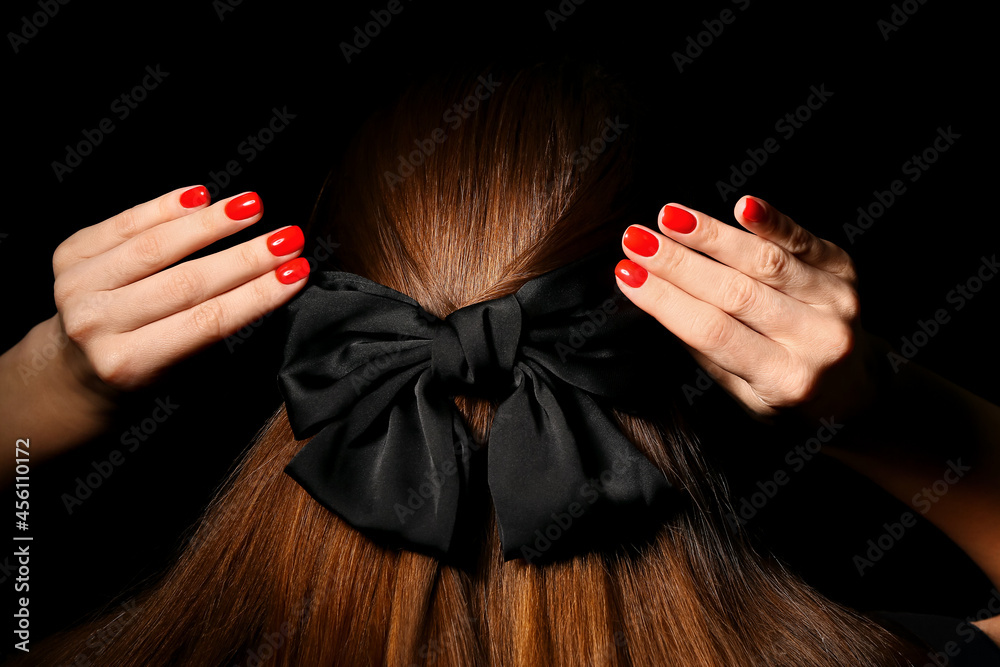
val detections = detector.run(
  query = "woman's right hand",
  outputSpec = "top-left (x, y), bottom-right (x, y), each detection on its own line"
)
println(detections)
top-left (51, 185), bottom-right (310, 393)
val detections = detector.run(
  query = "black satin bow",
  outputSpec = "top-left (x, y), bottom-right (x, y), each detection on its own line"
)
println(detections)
top-left (277, 250), bottom-right (679, 562)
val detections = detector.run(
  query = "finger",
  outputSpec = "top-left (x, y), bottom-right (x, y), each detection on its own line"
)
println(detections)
top-left (53, 185), bottom-right (211, 275)
top-left (622, 225), bottom-right (812, 341)
top-left (75, 191), bottom-right (264, 292)
top-left (104, 226), bottom-right (305, 333)
top-left (657, 202), bottom-right (844, 306)
top-left (614, 259), bottom-right (787, 385)
top-left (735, 196), bottom-right (857, 283)
top-left (96, 258), bottom-right (311, 389)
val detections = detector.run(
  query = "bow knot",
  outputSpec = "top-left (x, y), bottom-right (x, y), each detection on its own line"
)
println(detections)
top-left (429, 295), bottom-right (521, 398)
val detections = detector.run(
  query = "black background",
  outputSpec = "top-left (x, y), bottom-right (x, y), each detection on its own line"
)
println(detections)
top-left (3, 0), bottom-right (997, 656)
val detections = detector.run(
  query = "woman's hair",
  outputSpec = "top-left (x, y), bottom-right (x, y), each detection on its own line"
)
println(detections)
top-left (21, 60), bottom-right (923, 666)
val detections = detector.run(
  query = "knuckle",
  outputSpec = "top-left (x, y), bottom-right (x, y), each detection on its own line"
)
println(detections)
top-left (780, 367), bottom-right (819, 405)
top-left (190, 300), bottom-right (227, 339)
top-left (53, 274), bottom-right (75, 307)
top-left (824, 322), bottom-right (856, 363)
top-left (699, 218), bottom-right (720, 246)
top-left (234, 243), bottom-right (261, 273)
top-left (114, 207), bottom-right (140, 239)
top-left (130, 232), bottom-right (165, 268)
top-left (163, 270), bottom-right (203, 307)
top-left (695, 311), bottom-right (734, 351)
top-left (654, 243), bottom-right (686, 276)
top-left (90, 345), bottom-right (132, 389)
top-left (757, 242), bottom-right (789, 281)
top-left (62, 292), bottom-right (113, 343)
top-left (195, 207), bottom-right (219, 236)
top-left (840, 287), bottom-right (861, 323)
top-left (52, 242), bottom-right (74, 275)
top-left (784, 224), bottom-right (814, 256)
top-left (721, 275), bottom-right (759, 317)
top-left (247, 277), bottom-right (271, 307)
top-left (839, 255), bottom-right (860, 285)
top-left (62, 306), bottom-right (97, 343)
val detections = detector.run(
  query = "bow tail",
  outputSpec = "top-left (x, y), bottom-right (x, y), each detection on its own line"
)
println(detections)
top-left (488, 365), bottom-right (675, 562)
top-left (284, 372), bottom-right (470, 557)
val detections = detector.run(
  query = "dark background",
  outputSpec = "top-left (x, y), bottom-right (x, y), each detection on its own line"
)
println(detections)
top-left (3, 0), bottom-right (996, 656)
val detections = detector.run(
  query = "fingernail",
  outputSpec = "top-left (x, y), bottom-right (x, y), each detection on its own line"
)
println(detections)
top-left (615, 259), bottom-right (648, 288)
top-left (180, 186), bottom-right (209, 208)
top-left (225, 192), bottom-right (262, 221)
top-left (623, 226), bottom-right (659, 257)
top-left (742, 197), bottom-right (767, 223)
top-left (276, 257), bottom-right (310, 285)
top-left (660, 205), bottom-right (697, 234)
top-left (267, 226), bottom-right (304, 256)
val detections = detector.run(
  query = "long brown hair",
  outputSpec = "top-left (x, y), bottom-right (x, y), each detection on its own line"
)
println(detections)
top-left (19, 60), bottom-right (922, 666)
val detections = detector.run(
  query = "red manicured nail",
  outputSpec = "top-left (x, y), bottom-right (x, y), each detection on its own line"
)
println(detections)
top-left (742, 197), bottom-right (767, 223)
top-left (267, 226), bottom-right (304, 256)
top-left (276, 257), bottom-right (310, 285)
top-left (615, 259), bottom-right (648, 288)
top-left (623, 226), bottom-right (659, 257)
top-left (225, 192), bottom-right (261, 221)
top-left (660, 205), bottom-right (697, 234)
top-left (180, 186), bottom-right (209, 208)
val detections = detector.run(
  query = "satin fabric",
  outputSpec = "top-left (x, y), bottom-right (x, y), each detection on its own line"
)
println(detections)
top-left (277, 250), bottom-right (679, 561)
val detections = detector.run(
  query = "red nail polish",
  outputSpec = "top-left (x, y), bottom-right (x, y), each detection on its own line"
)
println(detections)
top-left (660, 205), bottom-right (697, 234)
top-left (267, 226), bottom-right (304, 256)
top-left (623, 226), bottom-right (659, 257)
top-left (615, 259), bottom-right (648, 288)
top-left (742, 197), bottom-right (766, 223)
top-left (180, 186), bottom-right (209, 208)
top-left (225, 192), bottom-right (261, 221)
top-left (276, 257), bottom-right (310, 285)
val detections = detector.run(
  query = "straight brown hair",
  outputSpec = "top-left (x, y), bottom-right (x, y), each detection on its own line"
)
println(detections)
top-left (18, 60), bottom-right (924, 666)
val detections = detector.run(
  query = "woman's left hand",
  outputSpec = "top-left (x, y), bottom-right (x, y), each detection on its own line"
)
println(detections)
top-left (615, 196), bottom-right (876, 421)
